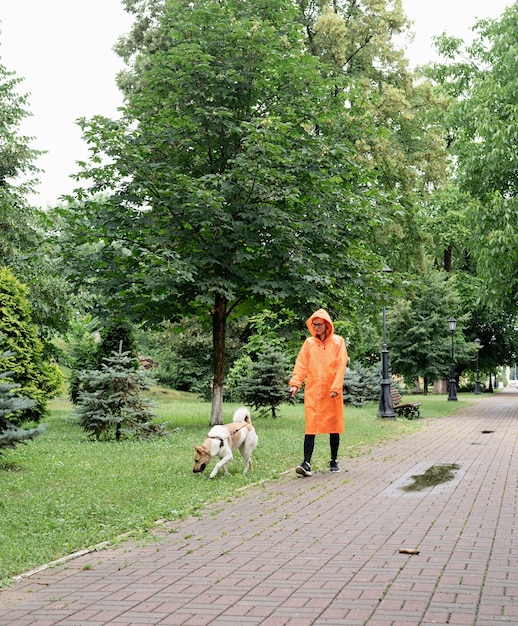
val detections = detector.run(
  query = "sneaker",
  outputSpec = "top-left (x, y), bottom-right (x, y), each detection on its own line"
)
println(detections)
top-left (330, 460), bottom-right (340, 473)
top-left (296, 461), bottom-right (312, 477)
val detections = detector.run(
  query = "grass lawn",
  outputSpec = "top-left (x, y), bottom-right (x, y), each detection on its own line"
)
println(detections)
top-left (0, 389), bottom-right (478, 584)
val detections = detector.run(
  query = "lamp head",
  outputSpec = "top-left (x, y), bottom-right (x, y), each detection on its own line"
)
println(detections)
top-left (448, 317), bottom-right (457, 332)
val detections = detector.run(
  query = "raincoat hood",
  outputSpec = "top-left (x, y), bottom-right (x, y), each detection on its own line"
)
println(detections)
top-left (306, 308), bottom-right (334, 337)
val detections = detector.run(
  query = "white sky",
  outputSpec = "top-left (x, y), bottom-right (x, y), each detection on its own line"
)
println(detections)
top-left (0, 0), bottom-right (513, 207)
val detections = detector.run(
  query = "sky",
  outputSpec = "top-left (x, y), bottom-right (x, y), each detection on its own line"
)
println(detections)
top-left (0, 0), bottom-right (513, 207)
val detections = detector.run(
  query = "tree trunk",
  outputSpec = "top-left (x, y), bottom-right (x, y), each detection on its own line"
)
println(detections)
top-left (210, 294), bottom-right (227, 426)
top-left (444, 246), bottom-right (452, 272)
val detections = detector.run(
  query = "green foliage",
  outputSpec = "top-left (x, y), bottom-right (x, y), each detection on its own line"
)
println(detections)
top-left (0, 358), bottom-right (43, 456)
top-left (227, 310), bottom-right (299, 413)
top-left (0, 58), bottom-right (74, 342)
top-left (58, 0), bottom-right (390, 425)
top-left (342, 363), bottom-right (380, 406)
top-left (0, 268), bottom-right (63, 422)
top-left (66, 315), bottom-right (102, 404)
top-left (418, 185), bottom-right (476, 273)
top-left (387, 270), bottom-right (472, 391)
top-left (62, 0), bottom-right (376, 319)
top-left (300, 0), bottom-right (449, 273)
top-left (227, 346), bottom-right (292, 416)
top-left (464, 307), bottom-right (518, 374)
top-left (469, 194), bottom-right (518, 311)
top-left (68, 319), bottom-right (140, 405)
top-left (429, 5), bottom-right (518, 310)
top-left (0, 59), bottom-right (42, 262)
top-left (74, 348), bottom-right (157, 441)
top-left (137, 320), bottom-right (214, 397)
top-left (95, 320), bottom-right (138, 368)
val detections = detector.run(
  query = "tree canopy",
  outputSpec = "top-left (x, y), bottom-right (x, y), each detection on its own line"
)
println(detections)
top-left (58, 0), bottom-right (404, 423)
top-left (388, 270), bottom-right (472, 392)
top-left (429, 4), bottom-right (518, 311)
top-left (0, 50), bottom-right (73, 344)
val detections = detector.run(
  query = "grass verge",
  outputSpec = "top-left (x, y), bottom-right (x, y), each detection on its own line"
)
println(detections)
top-left (0, 390), bottom-right (479, 584)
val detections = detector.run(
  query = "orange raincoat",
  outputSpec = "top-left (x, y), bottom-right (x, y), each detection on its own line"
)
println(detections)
top-left (289, 309), bottom-right (348, 435)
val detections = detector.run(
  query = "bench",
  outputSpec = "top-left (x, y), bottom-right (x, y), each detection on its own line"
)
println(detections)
top-left (391, 387), bottom-right (421, 420)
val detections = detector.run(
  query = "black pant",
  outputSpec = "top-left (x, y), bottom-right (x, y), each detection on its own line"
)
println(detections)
top-left (303, 433), bottom-right (339, 463)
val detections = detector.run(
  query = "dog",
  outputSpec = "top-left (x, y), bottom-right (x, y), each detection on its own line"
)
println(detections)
top-left (193, 407), bottom-right (258, 478)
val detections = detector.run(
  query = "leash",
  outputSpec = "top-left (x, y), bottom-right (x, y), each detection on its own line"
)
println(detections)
top-left (250, 390), bottom-right (293, 422)
top-left (209, 390), bottom-right (293, 446)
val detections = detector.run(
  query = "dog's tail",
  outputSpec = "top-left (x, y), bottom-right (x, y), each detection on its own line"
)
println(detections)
top-left (233, 406), bottom-right (251, 423)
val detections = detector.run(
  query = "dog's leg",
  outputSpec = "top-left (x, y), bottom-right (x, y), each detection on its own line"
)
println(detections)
top-left (209, 451), bottom-right (233, 478)
top-left (240, 432), bottom-right (257, 475)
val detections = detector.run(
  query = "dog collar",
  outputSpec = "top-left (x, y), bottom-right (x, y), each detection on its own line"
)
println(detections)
top-left (209, 435), bottom-right (225, 448)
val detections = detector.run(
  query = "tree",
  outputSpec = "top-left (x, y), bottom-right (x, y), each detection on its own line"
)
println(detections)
top-left (58, 0), bottom-right (382, 425)
top-left (228, 346), bottom-right (292, 417)
top-left (75, 346), bottom-right (157, 441)
top-left (463, 306), bottom-right (518, 378)
top-left (429, 4), bottom-right (518, 311)
top-left (66, 315), bottom-right (102, 404)
top-left (418, 185), bottom-right (476, 273)
top-left (388, 270), bottom-right (472, 393)
top-left (297, 0), bottom-right (449, 272)
top-left (342, 362), bottom-right (380, 406)
top-left (0, 44), bottom-right (74, 345)
top-left (0, 359), bottom-right (43, 457)
top-left (137, 319), bottom-right (215, 397)
top-left (0, 56), bottom-right (41, 264)
top-left (0, 268), bottom-right (63, 421)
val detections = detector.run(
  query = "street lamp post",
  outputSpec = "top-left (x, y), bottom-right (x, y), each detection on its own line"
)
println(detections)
top-left (447, 317), bottom-right (458, 401)
top-left (378, 266), bottom-right (395, 418)
top-left (474, 338), bottom-right (481, 394)
top-left (378, 306), bottom-right (395, 418)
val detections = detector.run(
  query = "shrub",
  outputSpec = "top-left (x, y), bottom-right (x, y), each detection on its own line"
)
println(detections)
top-left (227, 346), bottom-right (292, 416)
top-left (74, 348), bottom-right (158, 441)
top-left (0, 268), bottom-right (63, 422)
top-left (0, 360), bottom-right (43, 456)
top-left (343, 363), bottom-right (381, 406)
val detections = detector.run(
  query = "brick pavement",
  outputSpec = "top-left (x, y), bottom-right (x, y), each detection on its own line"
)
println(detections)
top-left (1, 391), bottom-right (518, 625)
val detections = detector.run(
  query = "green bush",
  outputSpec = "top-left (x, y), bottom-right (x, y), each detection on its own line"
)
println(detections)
top-left (227, 346), bottom-right (292, 416)
top-left (343, 363), bottom-right (380, 406)
top-left (0, 363), bottom-right (43, 456)
top-left (0, 268), bottom-right (63, 422)
top-left (75, 348), bottom-right (157, 441)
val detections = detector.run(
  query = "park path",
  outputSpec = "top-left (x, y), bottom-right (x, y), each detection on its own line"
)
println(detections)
top-left (1, 391), bottom-right (518, 625)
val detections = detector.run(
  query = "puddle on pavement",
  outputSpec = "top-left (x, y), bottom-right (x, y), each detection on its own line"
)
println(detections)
top-left (402, 463), bottom-right (460, 492)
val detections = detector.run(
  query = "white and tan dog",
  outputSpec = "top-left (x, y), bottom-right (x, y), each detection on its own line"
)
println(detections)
top-left (193, 407), bottom-right (258, 478)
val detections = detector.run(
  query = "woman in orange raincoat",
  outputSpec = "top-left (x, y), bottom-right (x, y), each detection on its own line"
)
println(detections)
top-left (289, 308), bottom-right (348, 476)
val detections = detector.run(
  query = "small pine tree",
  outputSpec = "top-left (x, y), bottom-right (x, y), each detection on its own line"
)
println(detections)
top-left (95, 321), bottom-right (138, 369)
top-left (0, 368), bottom-right (44, 456)
top-left (342, 363), bottom-right (380, 406)
top-left (229, 346), bottom-right (291, 417)
top-left (67, 315), bottom-right (102, 404)
top-left (74, 345), bottom-right (158, 441)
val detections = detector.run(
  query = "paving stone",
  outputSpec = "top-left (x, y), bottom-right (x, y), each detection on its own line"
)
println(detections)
top-left (1, 392), bottom-right (517, 625)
